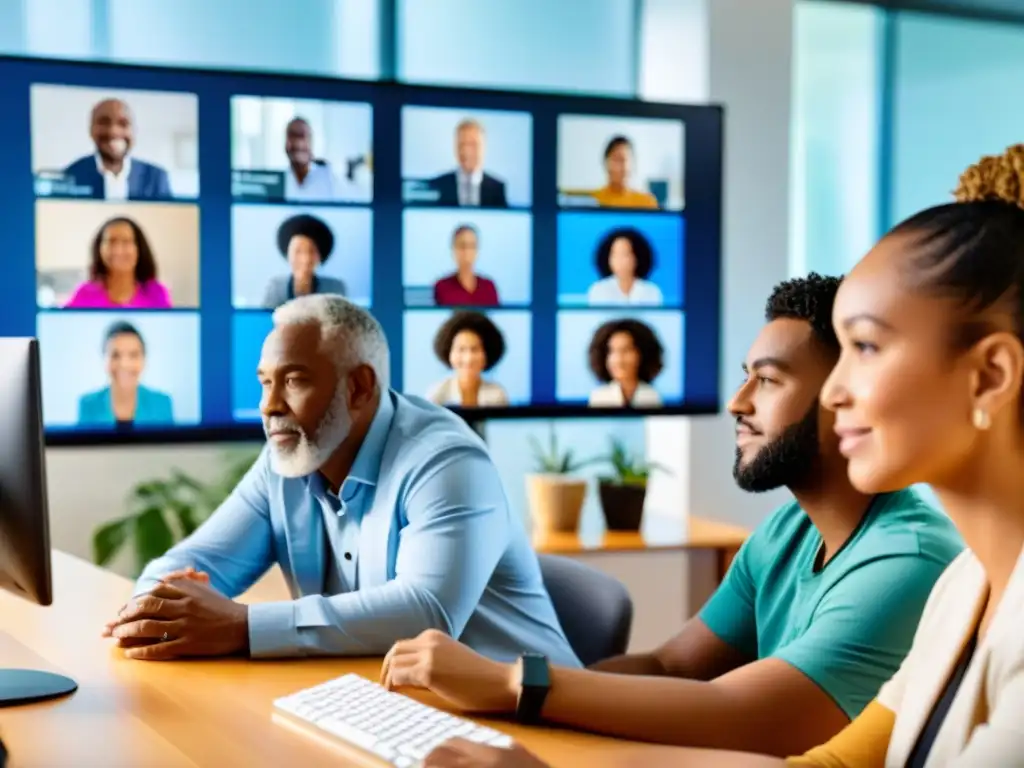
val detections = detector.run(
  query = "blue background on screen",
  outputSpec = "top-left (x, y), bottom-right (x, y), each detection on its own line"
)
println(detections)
top-left (556, 212), bottom-right (684, 307)
top-left (231, 311), bottom-right (272, 420)
top-left (401, 106), bottom-right (533, 208)
top-left (231, 204), bottom-right (373, 308)
top-left (555, 309), bottom-right (685, 402)
top-left (38, 310), bottom-right (201, 426)
top-left (403, 310), bottom-right (532, 405)
top-left (0, 57), bottom-right (722, 439)
top-left (403, 209), bottom-right (532, 305)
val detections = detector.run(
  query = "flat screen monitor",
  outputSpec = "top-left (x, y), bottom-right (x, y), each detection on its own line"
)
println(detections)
top-left (0, 338), bottom-right (78, 706)
top-left (0, 56), bottom-right (723, 444)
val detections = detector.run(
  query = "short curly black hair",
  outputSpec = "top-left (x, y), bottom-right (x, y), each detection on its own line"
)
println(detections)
top-left (588, 318), bottom-right (664, 383)
top-left (595, 228), bottom-right (654, 279)
top-left (765, 272), bottom-right (842, 355)
top-left (433, 311), bottom-right (506, 371)
top-left (277, 214), bottom-right (335, 263)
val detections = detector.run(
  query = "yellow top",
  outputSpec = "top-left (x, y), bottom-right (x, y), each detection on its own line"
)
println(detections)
top-left (787, 699), bottom-right (895, 767)
top-left (590, 185), bottom-right (659, 209)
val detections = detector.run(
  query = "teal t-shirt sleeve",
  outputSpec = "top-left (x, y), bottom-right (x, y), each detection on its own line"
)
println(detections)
top-left (698, 535), bottom-right (759, 659)
top-left (773, 554), bottom-right (950, 720)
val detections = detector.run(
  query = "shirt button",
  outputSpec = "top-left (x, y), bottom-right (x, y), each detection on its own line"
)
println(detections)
top-left (344, 552), bottom-right (353, 561)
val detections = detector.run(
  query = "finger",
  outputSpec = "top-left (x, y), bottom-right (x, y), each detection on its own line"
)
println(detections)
top-left (124, 638), bottom-right (189, 661)
top-left (423, 739), bottom-right (481, 767)
top-left (112, 619), bottom-right (184, 641)
top-left (119, 593), bottom-right (185, 623)
top-left (149, 581), bottom-right (187, 599)
top-left (113, 636), bottom-right (163, 649)
top-left (385, 654), bottom-right (427, 691)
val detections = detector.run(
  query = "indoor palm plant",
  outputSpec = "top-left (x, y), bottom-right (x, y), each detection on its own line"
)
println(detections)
top-left (525, 423), bottom-right (599, 534)
top-left (92, 448), bottom-right (261, 577)
top-left (596, 438), bottom-right (667, 531)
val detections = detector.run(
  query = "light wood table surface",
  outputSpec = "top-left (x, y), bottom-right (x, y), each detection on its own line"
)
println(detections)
top-left (533, 514), bottom-right (748, 582)
top-left (0, 552), bottom-right (775, 768)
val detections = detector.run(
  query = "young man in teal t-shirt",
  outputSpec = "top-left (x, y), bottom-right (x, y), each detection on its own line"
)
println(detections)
top-left (375, 274), bottom-right (964, 765)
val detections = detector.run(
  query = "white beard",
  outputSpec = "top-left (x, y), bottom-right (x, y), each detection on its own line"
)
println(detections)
top-left (264, 384), bottom-right (352, 478)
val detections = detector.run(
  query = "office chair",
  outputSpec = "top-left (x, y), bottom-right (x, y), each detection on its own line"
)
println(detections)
top-left (538, 554), bottom-right (633, 666)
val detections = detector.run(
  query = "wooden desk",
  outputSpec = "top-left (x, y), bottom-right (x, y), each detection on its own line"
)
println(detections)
top-left (0, 552), bottom-right (775, 768)
top-left (533, 514), bottom-right (748, 583)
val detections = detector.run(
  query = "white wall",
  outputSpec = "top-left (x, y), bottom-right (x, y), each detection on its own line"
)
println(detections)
top-left (643, 0), bottom-right (794, 530)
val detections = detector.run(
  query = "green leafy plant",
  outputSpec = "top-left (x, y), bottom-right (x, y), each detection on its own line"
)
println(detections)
top-left (599, 437), bottom-right (669, 487)
top-left (92, 448), bottom-right (262, 576)
top-left (527, 422), bottom-right (600, 474)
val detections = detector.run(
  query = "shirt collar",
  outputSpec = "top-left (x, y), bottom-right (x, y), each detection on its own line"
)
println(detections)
top-left (346, 388), bottom-right (396, 486)
top-left (95, 153), bottom-right (132, 178)
top-left (458, 167), bottom-right (483, 186)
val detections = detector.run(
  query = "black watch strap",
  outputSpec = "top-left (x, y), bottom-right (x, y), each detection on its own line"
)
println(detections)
top-left (514, 653), bottom-right (550, 724)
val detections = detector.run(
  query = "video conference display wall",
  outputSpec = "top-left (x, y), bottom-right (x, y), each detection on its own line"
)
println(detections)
top-left (0, 57), bottom-right (723, 442)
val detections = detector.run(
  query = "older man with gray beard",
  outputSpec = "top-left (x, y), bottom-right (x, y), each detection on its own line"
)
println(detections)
top-left (102, 295), bottom-right (578, 666)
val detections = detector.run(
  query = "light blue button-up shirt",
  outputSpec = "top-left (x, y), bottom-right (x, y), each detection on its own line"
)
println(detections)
top-left (135, 390), bottom-right (580, 667)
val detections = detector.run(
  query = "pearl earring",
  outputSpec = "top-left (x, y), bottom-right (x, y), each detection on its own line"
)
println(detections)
top-left (972, 408), bottom-right (991, 431)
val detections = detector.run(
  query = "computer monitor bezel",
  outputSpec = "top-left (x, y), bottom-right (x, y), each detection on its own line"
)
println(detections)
top-left (0, 338), bottom-right (53, 604)
top-left (0, 54), bottom-right (723, 447)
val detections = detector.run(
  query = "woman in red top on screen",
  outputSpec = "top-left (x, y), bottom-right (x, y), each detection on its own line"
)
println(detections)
top-left (63, 217), bottom-right (172, 309)
top-left (426, 311), bottom-right (509, 407)
top-left (587, 318), bottom-right (664, 408)
top-left (432, 224), bottom-right (500, 307)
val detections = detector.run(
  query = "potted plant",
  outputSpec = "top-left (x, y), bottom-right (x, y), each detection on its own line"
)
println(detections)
top-left (597, 438), bottom-right (666, 532)
top-left (92, 448), bottom-right (261, 577)
top-left (525, 424), bottom-right (598, 534)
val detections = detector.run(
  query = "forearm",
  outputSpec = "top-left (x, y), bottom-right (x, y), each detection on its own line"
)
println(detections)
top-left (248, 581), bottom-right (451, 658)
top-left (536, 667), bottom-right (784, 753)
top-left (589, 652), bottom-right (668, 676)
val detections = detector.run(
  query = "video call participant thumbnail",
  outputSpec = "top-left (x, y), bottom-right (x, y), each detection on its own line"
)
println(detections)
top-left (64, 216), bottom-right (172, 309)
top-left (434, 224), bottom-right (500, 307)
top-left (427, 311), bottom-right (509, 407)
top-left (587, 227), bottom-right (663, 306)
top-left (63, 98), bottom-right (172, 201)
top-left (284, 117), bottom-right (366, 203)
top-left (263, 213), bottom-right (347, 309)
top-left (587, 318), bottom-right (664, 408)
top-left (427, 119), bottom-right (508, 208)
top-left (592, 136), bottom-right (659, 210)
top-left (78, 320), bottom-right (174, 428)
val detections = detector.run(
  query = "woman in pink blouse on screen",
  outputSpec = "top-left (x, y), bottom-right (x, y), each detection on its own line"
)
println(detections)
top-left (63, 217), bottom-right (172, 309)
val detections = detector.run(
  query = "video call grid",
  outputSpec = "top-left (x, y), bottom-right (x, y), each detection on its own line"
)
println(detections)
top-left (0, 57), bottom-right (722, 439)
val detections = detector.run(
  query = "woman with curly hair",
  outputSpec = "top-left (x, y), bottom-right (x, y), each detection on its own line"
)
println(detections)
top-left (586, 227), bottom-right (664, 306)
top-left (587, 318), bottom-right (664, 407)
top-left (426, 310), bottom-right (509, 407)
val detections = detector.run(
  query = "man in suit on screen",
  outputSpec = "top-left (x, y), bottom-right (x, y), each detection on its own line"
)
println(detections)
top-left (63, 98), bottom-right (172, 201)
top-left (426, 118), bottom-right (508, 208)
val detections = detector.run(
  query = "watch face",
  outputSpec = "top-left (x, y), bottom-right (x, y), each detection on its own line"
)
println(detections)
top-left (519, 653), bottom-right (550, 688)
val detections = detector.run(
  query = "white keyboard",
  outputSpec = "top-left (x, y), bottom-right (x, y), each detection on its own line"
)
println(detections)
top-left (273, 673), bottom-right (514, 766)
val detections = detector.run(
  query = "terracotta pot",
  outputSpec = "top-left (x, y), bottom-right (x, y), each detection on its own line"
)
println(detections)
top-left (598, 480), bottom-right (646, 531)
top-left (526, 474), bottom-right (587, 533)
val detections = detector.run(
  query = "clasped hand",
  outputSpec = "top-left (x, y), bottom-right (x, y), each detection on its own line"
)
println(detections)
top-left (102, 568), bottom-right (249, 660)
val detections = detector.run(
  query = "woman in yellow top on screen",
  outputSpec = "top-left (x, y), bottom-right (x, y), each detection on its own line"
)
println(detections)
top-left (590, 136), bottom-right (660, 209)
top-left (63, 217), bottom-right (172, 309)
top-left (77, 320), bottom-right (173, 429)
top-left (426, 311), bottom-right (509, 408)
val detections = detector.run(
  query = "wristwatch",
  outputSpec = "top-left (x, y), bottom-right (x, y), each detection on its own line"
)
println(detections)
top-left (514, 652), bottom-right (550, 724)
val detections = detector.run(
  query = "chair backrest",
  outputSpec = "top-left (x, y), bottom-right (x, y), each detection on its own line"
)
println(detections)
top-left (538, 554), bottom-right (634, 667)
